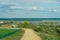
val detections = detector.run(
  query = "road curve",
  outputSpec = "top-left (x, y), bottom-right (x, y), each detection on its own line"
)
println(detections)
top-left (21, 29), bottom-right (41, 40)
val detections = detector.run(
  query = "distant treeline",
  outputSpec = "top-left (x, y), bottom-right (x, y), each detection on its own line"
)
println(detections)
top-left (0, 18), bottom-right (60, 21)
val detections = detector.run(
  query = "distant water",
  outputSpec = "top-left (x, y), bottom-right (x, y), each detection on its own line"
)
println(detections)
top-left (0, 18), bottom-right (60, 21)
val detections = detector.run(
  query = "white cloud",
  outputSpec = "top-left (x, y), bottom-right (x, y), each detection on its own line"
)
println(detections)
top-left (32, 6), bottom-right (37, 10)
top-left (8, 5), bottom-right (60, 13)
top-left (10, 6), bottom-right (43, 10)
top-left (0, 0), bottom-right (59, 5)
top-left (53, 10), bottom-right (57, 12)
top-left (22, 0), bottom-right (59, 4)
top-left (0, 0), bottom-right (10, 4)
top-left (10, 6), bottom-right (23, 8)
top-left (53, 9), bottom-right (60, 12)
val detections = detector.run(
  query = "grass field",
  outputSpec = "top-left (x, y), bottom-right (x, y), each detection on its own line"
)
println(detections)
top-left (0, 29), bottom-right (24, 40)
top-left (0, 21), bottom-right (60, 40)
top-left (34, 22), bottom-right (60, 40)
top-left (37, 32), bottom-right (60, 40)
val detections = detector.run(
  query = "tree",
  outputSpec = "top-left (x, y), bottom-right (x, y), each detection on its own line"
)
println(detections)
top-left (18, 23), bottom-right (23, 28)
top-left (23, 21), bottom-right (31, 28)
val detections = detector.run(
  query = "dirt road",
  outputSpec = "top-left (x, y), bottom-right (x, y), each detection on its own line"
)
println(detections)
top-left (21, 29), bottom-right (41, 40)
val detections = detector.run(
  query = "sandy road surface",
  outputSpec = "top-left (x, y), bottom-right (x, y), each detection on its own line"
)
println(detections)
top-left (21, 29), bottom-right (41, 40)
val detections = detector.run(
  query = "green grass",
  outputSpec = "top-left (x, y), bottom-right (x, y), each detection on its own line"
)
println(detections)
top-left (34, 22), bottom-right (60, 40)
top-left (35, 27), bottom-right (60, 40)
top-left (0, 29), bottom-right (25, 40)
top-left (0, 29), bottom-right (18, 37)
top-left (38, 32), bottom-right (60, 40)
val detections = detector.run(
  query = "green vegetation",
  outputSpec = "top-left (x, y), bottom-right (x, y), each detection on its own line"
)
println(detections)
top-left (34, 22), bottom-right (60, 40)
top-left (17, 21), bottom-right (60, 40)
top-left (0, 21), bottom-right (60, 40)
top-left (0, 29), bottom-right (18, 37)
top-left (39, 32), bottom-right (60, 40)
top-left (18, 21), bottom-right (31, 28)
top-left (0, 29), bottom-right (24, 40)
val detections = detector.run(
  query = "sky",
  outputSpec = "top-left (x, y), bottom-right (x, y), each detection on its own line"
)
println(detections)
top-left (0, 0), bottom-right (60, 18)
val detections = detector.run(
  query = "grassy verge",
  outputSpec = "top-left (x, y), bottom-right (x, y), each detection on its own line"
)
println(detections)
top-left (36, 32), bottom-right (60, 40)
top-left (0, 29), bottom-right (25, 40)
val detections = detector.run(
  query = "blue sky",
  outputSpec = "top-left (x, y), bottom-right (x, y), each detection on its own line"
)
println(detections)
top-left (0, 0), bottom-right (60, 18)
